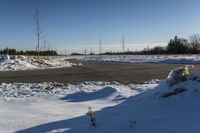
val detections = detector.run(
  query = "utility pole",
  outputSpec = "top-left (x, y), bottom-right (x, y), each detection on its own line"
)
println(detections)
top-left (84, 47), bottom-right (87, 59)
top-left (34, 9), bottom-right (42, 60)
top-left (65, 50), bottom-right (67, 57)
top-left (55, 48), bottom-right (58, 58)
top-left (99, 39), bottom-right (102, 60)
top-left (35, 45), bottom-right (37, 56)
top-left (121, 36), bottom-right (125, 59)
top-left (47, 44), bottom-right (50, 59)
top-left (43, 39), bottom-right (47, 58)
top-left (147, 45), bottom-right (150, 52)
top-left (90, 47), bottom-right (92, 55)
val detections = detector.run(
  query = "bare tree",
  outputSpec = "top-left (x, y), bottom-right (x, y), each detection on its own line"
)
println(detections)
top-left (33, 9), bottom-right (42, 59)
top-left (189, 34), bottom-right (200, 54)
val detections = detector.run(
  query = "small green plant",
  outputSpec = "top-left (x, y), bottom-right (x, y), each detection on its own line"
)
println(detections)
top-left (87, 106), bottom-right (96, 126)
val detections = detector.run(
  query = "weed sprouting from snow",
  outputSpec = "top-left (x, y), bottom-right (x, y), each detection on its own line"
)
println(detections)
top-left (129, 118), bottom-right (136, 128)
top-left (87, 106), bottom-right (96, 126)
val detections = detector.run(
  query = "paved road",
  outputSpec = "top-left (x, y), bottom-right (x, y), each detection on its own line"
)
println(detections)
top-left (0, 60), bottom-right (199, 84)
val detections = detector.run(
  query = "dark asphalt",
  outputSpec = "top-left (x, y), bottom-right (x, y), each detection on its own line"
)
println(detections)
top-left (0, 60), bottom-right (199, 84)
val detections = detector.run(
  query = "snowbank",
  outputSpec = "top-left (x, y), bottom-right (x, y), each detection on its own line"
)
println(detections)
top-left (0, 81), bottom-right (145, 101)
top-left (0, 55), bottom-right (80, 71)
top-left (79, 54), bottom-right (200, 64)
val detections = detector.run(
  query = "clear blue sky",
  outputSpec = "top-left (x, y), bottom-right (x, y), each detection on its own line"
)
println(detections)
top-left (0, 0), bottom-right (200, 53)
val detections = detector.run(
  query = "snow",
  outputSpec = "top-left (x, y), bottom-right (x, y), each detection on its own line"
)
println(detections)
top-left (4, 54), bottom-right (200, 71)
top-left (0, 55), bottom-right (80, 71)
top-left (0, 72), bottom-right (199, 133)
top-left (79, 54), bottom-right (200, 64)
top-left (0, 81), bottom-right (147, 133)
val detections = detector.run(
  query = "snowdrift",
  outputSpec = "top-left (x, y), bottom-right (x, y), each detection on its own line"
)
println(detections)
top-left (80, 54), bottom-right (200, 64)
top-left (0, 55), bottom-right (80, 71)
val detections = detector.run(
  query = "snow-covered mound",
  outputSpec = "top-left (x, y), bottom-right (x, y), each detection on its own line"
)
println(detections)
top-left (0, 81), bottom-right (141, 101)
top-left (151, 71), bottom-right (200, 98)
top-left (1, 68), bottom-right (200, 133)
top-left (0, 55), bottom-right (80, 71)
top-left (79, 54), bottom-right (200, 64)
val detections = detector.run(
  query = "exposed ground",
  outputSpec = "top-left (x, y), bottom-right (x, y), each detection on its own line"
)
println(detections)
top-left (0, 59), bottom-right (199, 84)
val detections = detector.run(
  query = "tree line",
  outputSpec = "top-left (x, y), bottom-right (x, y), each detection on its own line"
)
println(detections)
top-left (3, 34), bottom-right (200, 56)
top-left (0, 48), bottom-right (57, 56)
top-left (102, 34), bottom-right (200, 55)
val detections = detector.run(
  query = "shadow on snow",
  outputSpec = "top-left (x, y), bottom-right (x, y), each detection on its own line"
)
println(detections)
top-left (14, 87), bottom-right (154, 133)
top-left (60, 86), bottom-right (118, 102)
top-left (14, 83), bottom-right (200, 133)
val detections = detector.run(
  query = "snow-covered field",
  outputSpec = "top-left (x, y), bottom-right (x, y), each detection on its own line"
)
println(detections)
top-left (2, 54), bottom-right (200, 71)
top-left (0, 69), bottom-right (200, 133)
top-left (0, 55), bottom-right (81, 71)
top-left (79, 54), bottom-right (200, 64)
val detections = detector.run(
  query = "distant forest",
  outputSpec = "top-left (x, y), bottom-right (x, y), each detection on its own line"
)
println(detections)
top-left (2, 34), bottom-right (200, 56)
top-left (0, 48), bottom-right (57, 56)
top-left (104, 34), bottom-right (200, 55)
top-left (71, 34), bottom-right (200, 55)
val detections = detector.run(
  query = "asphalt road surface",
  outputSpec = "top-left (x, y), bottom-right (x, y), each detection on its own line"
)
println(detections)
top-left (0, 60), bottom-right (199, 84)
